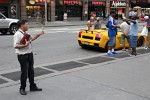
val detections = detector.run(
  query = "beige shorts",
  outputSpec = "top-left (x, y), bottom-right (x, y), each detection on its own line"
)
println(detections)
top-left (147, 32), bottom-right (150, 47)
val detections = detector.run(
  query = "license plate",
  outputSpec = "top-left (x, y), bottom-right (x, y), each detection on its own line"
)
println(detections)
top-left (84, 42), bottom-right (90, 45)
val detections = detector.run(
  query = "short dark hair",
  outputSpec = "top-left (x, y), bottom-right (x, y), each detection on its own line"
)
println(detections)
top-left (110, 11), bottom-right (116, 15)
top-left (17, 19), bottom-right (27, 28)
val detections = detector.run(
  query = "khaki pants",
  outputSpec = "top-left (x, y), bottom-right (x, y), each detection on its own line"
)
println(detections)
top-left (147, 32), bottom-right (150, 48)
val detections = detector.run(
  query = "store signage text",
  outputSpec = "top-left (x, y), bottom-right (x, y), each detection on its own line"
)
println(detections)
top-left (111, 1), bottom-right (126, 7)
top-left (64, 0), bottom-right (82, 5)
top-left (92, 2), bottom-right (104, 5)
top-left (29, 0), bottom-right (50, 5)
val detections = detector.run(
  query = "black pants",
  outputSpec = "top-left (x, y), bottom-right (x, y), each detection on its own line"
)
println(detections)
top-left (18, 53), bottom-right (36, 89)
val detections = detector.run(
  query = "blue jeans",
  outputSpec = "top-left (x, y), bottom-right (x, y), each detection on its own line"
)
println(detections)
top-left (129, 35), bottom-right (138, 48)
top-left (108, 36), bottom-right (116, 47)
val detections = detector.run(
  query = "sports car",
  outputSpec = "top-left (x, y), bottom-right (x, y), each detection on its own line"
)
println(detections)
top-left (78, 28), bottom-right (145, 50)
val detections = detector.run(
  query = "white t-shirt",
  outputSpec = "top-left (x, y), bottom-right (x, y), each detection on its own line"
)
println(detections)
top-left (129, 12), bottom-right (132, 17)
top-left (14, 29), bottom-right (32, 55)
top-left (120, 22), bottom-right (130, 35)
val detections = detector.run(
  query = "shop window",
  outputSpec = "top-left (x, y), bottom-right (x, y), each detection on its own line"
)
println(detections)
top-left (55, 0), bottom-right (83, 21)
top-left (26, 6), bottom-right (44, 18)
top-left (65, 5), bottom-right (82, 17)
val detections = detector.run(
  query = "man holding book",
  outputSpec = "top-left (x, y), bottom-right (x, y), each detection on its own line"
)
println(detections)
top-left (14, 20), bottom-right (44, 95)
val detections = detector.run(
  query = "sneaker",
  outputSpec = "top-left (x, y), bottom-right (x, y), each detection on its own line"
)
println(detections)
top-left (144, 47), bottom-right (149, 50)
top-left (122, 48), bottom-right (126, 51)
top-left (112, 51), bottom-right (117, 54)
top-left (19, 89), bottom-right (27, 95)
top-left (107, 52), bottom-right (114, 56)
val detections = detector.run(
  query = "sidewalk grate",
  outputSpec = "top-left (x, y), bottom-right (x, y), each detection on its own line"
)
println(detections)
top-left (0, 78), bottom-right (8, 84)
top-left (79, 56), bottom-right (115, 64)
top-left (44, 61), bottom-right (88, 71)
top-left (137, 49), bottom-right (150, 54)
top-left (107, 52), bottom-right (131, 58)
top-left (1, 68), bottom-right (53, 81)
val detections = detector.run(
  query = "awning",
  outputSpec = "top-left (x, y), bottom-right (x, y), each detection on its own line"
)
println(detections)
top-left (0, 0), bottom-right (11, 3)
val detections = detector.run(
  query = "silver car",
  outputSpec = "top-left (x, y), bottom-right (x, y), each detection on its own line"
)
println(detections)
top-left (0, 13), bottom-right (19, 35)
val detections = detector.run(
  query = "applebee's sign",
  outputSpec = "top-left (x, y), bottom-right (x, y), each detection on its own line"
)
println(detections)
top-left (110, 1), bottom-right (126, 7)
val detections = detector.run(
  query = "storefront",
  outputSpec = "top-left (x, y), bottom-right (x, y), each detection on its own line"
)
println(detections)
top-left (26, 0), bottom-right (51, 21)
top-left (0, 0), bottom-right (19, 18)
top-left (88, 1), bottom-right (106, 19)
top-left (110, 0), bottom-right (127, 19)
top-left (55, 0), bottom-right (83, 21)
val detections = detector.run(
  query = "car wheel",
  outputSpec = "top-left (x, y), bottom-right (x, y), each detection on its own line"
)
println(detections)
top-left (0, 29), bottom-right (8, 35)
top-left (137, 36), bottom-right (144, 47)
top-left (80, 45), bottom-right (87, 49)
top-left (9, 24), bottom-right (18, 35)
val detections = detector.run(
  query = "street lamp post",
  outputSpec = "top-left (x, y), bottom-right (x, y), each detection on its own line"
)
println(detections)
top-left (45, 0), bottom-right (48, 25)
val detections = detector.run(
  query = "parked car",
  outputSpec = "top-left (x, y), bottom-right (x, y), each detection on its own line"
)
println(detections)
top-left (0, 13), bottom-right (19, 35)
top-left (78, 29), bottom-right (145, 50)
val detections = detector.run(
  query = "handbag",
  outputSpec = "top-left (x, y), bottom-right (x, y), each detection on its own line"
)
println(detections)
top-left (141, 26), bottom-right (148, 36)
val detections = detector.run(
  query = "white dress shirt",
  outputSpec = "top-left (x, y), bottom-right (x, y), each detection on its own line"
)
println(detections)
top-left (14, 29), bottom-right (32, 55)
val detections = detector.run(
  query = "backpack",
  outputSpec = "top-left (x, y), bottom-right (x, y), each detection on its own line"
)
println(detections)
top-left (105, 17), bottom-right (109, 28)
top-left (105, 20), bottom-right (109, 28)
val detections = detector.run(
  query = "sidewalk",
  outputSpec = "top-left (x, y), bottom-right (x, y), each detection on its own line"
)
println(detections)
top-left (28, 20), bottom-right (146, 28)
top-left (0, 49), bottom-right (150, 100)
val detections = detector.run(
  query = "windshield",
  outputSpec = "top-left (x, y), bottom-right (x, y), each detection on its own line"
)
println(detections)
top-left (0, 13), bottom-right (6, 19)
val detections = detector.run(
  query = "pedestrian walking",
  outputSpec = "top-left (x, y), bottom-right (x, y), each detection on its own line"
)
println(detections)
top-left (120, 18), bottom-right (130, 51)
top-left (14, 20), bottom-right (44, 95)
top-left (87, 17), bottom-right (95, 30)
top-left (141, 16), bottom-right (149, 49)
top-left (126, 15), bottom-right (139, 56)
top-left (94, 17), bottom-right (101, 30)
top-left (35, 10), bottom-right (40, 24)
top-left (144, 16), bottom-right (150, 49)
top-left (107, 11), bottom-right (119, 56)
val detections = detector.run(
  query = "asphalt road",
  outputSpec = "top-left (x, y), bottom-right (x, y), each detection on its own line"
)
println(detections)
top-left (0, 26), bottom-right (102, 72)
top-left (0, 24), bottom-right (145, 72)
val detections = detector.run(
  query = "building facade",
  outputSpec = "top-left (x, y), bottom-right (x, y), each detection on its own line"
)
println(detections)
top-left (0, 0), bottom-right (20, 18)
top-left (1, 0), bottom-right (149, 21)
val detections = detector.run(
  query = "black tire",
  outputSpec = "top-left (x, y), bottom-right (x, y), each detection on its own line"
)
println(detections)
top-left (80, 45), bottom-right (86, 49)
top-left (9, 24), bottom-right (18, 35)
top-left (0, 29), bottom-right (8, 35)
top-left (137, 36), bottom-right (144, 47)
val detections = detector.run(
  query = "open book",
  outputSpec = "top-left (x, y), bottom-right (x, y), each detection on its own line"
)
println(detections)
top-left (20, 33), bottom-right (31, 45)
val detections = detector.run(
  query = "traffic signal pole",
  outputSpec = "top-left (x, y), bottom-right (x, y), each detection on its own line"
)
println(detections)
top-left (45, 0), bottom-right (48, 25)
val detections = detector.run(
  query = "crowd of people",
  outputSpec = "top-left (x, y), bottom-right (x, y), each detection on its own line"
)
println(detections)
top-left (87, 10), bottom-right (150, 56)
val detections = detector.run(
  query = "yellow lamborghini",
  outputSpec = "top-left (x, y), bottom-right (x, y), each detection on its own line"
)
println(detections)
top-left (78, 29), bottom-right (145, 50)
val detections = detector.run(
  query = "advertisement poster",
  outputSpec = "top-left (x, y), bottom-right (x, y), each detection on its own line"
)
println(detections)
top-left (10, 5), bottom-right (17, 18)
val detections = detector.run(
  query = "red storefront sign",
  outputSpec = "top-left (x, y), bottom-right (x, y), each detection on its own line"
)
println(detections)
top-left (92, 2), bottom-right (103, 5)
top-left (0, 0), bottom-right (11, 3)
top-left (64, 0), bottom-right (80, 5)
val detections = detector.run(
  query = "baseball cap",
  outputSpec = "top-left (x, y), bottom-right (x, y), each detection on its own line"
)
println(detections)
top-left (90, 17), bottom-right (94, 20)
top-left (96, 17), bottom-right (100, 20)
top-left (144, 16), bottom-right (149, 20)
